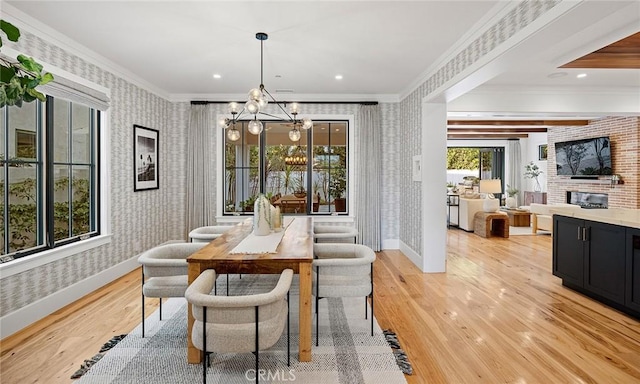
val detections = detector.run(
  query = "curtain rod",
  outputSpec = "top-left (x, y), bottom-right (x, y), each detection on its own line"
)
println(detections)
top-left (190, 100), bottom-right (378, 106)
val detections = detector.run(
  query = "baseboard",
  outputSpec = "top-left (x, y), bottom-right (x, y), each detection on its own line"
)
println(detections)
top-left (399, 240), bottom-right (422, 270)
top-left (382, 239), bottom-right (399, 249)
top-left (0, 239), bottom-right (185, 339)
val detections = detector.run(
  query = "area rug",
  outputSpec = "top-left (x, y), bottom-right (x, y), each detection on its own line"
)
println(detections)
top-left (76, 274), bottom-right (408, 384)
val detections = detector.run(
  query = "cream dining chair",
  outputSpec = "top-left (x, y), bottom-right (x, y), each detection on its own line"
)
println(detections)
top-left (137, 242), bottom-right (206, 337)
top-left (185, 269), bottom-right (293, 384)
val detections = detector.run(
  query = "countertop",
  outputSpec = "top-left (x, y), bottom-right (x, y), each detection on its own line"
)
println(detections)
top-left (552, 207), bottom-right (640, 230)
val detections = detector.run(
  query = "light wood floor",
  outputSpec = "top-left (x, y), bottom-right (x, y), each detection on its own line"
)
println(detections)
top-left (2, 229), bottom-right (640, 383)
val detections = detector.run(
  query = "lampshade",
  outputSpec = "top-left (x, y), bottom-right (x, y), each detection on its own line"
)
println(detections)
top-left (479, 179), bottom-right (502, 194)
top-left (480, 179), bottom-right (501, 212)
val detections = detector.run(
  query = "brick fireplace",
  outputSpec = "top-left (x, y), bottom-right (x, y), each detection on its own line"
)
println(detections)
top-left (547, 116), bottom-right (640, 209)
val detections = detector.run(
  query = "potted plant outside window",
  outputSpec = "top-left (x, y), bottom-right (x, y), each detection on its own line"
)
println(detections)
top-left (329, 168), bottom-right (346, 212)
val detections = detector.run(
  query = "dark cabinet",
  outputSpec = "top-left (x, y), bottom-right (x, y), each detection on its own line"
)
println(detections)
top-left (553, 215), bottom-right (628, 309)
top-left (553, 216), bottom-right (585, 286)
top-left (626, 228), bottom-right (640, 313)
top-left (585, 221), bottom-right (626, 304)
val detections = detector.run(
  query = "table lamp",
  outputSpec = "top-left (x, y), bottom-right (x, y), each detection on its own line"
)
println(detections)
top-left (479, 179), bottom-right (502, 212)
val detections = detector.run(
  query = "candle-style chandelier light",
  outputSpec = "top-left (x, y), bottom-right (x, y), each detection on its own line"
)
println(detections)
top-left (219, 32), bottom-right (313, 142)
top-left (284, 146), bottom-right (308, 166)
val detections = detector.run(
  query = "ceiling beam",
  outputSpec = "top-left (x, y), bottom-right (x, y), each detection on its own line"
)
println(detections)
top-left (447, 127), bottom-right (547, 133)
top-left (448, 134), bottom-right (529, 140)
top-left (447, 120), bottom-right (588, 126)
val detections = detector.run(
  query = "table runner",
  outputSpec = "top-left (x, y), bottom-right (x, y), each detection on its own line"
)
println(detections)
top-left (229, 217), bottom-right (294, 254)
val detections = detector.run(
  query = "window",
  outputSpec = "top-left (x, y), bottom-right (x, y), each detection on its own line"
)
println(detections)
top-left (224, 120), bottom-right (348, 215)
top-left (0, 96), bottom-right (100, 261)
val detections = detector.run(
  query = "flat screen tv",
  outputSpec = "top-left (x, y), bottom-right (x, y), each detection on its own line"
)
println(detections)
top-left (554, 136), bottom-right (612, 176)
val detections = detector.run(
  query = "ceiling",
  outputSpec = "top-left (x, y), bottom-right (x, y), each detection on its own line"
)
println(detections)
top-left (4, 1), bottom-right (640, 136)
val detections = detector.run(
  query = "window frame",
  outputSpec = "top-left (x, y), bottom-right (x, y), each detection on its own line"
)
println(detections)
top-left (216, 113), bottom-right (355, 220)
top-left (0, 64), bottom-right (111, 277)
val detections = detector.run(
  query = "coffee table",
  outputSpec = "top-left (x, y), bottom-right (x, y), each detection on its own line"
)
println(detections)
top-left (500, 208), bottom-right (531, 227)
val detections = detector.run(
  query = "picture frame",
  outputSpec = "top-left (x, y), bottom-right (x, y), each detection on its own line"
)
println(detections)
top-left (538, 144), bottom-right (548, 161)
top-left (133, 125), bottom-right (159, 191)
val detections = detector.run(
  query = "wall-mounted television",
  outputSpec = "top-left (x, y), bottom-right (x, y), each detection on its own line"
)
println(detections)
top-left (554, 136), bottom-right (612, 176)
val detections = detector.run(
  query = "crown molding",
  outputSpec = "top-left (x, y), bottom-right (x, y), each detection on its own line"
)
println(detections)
top-left (2, 4), bottom-right (171, 101)
top-left (398, 0), bottom-right (517, 101)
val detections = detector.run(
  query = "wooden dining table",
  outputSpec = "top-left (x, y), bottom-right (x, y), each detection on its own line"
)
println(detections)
top-left (186, 217), bottom-right (313, 363)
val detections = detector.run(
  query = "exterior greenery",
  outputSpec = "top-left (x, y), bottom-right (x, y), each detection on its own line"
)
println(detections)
top-left (0, 176), bottom-right (90, 253)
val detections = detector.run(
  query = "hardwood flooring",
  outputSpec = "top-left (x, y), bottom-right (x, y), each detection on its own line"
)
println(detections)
top-left (1, 229), bottom-right (639, 383)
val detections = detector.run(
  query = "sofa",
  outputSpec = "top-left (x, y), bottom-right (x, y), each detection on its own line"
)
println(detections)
top-left (449, 196), bottom-right (485, 232)
top-left (529, 203), bottom-right (583, 234)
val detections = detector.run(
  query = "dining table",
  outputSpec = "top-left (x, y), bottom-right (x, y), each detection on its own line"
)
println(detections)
top-left (185, 217), bottom-right (314, 363)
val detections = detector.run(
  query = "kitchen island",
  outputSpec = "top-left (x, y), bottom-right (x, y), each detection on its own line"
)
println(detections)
top-left (552, 208), bottom-right (640, 319)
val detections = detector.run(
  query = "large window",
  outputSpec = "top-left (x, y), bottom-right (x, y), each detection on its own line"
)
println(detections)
top-left (0, 96), bottom-right (99, 262)
top-left (224, 120), bottom-right (348, 215)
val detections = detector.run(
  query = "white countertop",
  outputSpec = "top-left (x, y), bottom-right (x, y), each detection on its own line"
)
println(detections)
top-left (553, 207), bottom-right (640, 229)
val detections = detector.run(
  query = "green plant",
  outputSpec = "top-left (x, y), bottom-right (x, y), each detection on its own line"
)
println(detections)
top-left (1, 20), bottom-right (54, 108)
top-left (446, 181), bottom-right (455, 188)
top-left (329, 167), bottom-right (346, 199)
top-left (506, 184), bottom-right (519, 197)
top-left (524, 161), bottom-right (543, 179)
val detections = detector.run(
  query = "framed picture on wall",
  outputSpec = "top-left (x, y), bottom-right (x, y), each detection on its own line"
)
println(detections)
top-left (133, 125), bottom-right (159, 191)
top-left (538, 144), bottom-right (548, 161)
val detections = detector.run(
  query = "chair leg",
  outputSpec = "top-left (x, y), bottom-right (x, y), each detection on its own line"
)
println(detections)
top-left (255, 306), bottom-right (259, 384)
top-left (287, 291), bottom-right (290, 367)
top-left (315, 266), bottom-right (320, 347)
top-left (226, 274), bottom-right (229, 296)
top-left (141, 269), bottom-right (145, 338)
top-left (159, 298), bottom-right (162, 321)
top-left (203, 306), bottom-right (207, 384)
top-left (371, 263), bottom-right (374, 336)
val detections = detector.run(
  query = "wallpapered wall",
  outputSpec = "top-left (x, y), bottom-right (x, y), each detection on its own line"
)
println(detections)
top-left (0, 31), bottom-right (189, 317)
top-left (397, 0), bottom-right (561, 256)
top-left (0, 31), bottom-right (400, 318)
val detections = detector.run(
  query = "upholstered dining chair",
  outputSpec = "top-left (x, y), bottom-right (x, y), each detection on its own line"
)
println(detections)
top-left (185, 269), bottom-right (293, 384)
top-left (188, 225), bottom-right (234, 243)
top-left (137, 242), bottom-right (206, 338)
top-left (189, 225), bottom-right (237, 293)
top-left (312, 243), bottom-right (376, 346)
top-left (313, 225), bottom-right (358, 243)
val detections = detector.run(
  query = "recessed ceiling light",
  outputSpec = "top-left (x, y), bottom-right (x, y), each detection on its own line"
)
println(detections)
top-left (577, 73), bottom-right (587, 78)
top-left (547, 72), bottom-right (567, 79)
top-left (335, 75), bottom-right (343, 80)
top-left (213, 74), bottom-right (221, 79)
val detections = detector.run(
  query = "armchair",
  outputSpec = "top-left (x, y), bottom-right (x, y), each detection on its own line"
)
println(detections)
top-left (312, 243), bottom-right (376, 346)
top-left (185, 269), bottom-right (293, 384)
top-left (137, 242), bottom-right (206, 337)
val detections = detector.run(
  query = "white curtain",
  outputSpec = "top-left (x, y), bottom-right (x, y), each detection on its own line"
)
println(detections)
top-left (355, 105), bottom-right (382, 251)
top-left (186, 104), bottom-right (214, 235)
top-left (507, 140), bottom-right (522, 206)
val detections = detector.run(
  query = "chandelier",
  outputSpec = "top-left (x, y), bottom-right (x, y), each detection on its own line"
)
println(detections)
top-left (285, 146), bottom-right (307, 166)
top-left (219, 32), bottom-right (313, 142)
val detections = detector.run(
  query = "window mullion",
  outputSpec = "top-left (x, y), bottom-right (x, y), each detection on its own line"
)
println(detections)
top-left (2, 108), bottom-right (9, 254)
top-left (67, 103), bottom-right (73, 237)
top-left (45, 97), bottom-right (55, 248)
